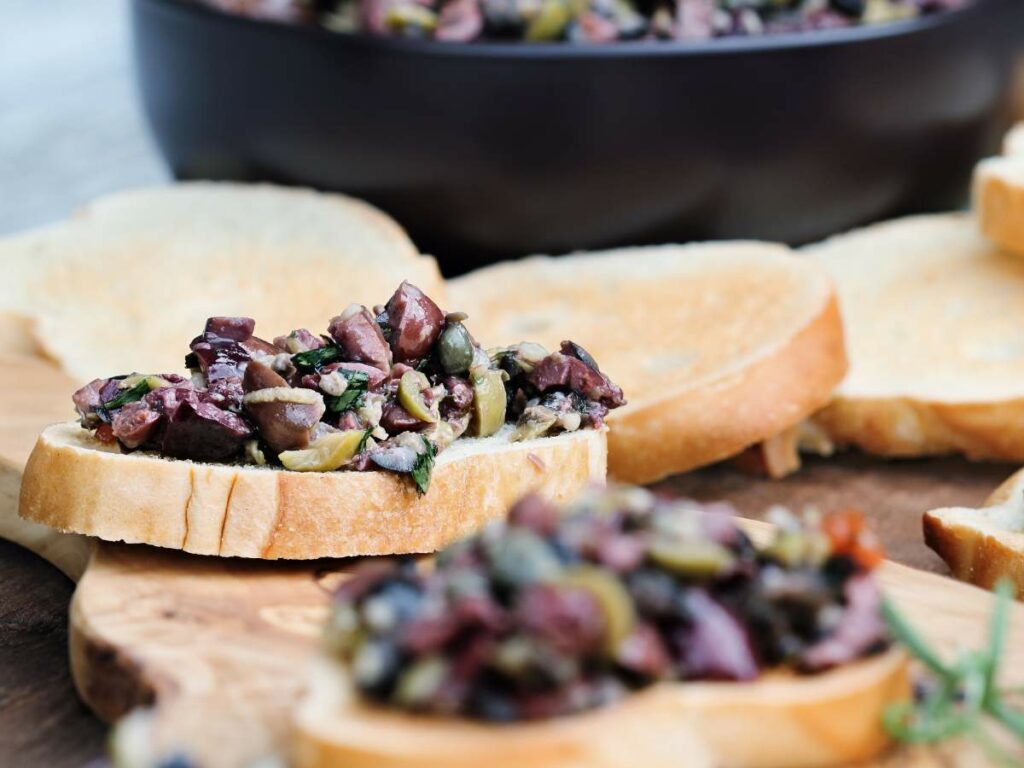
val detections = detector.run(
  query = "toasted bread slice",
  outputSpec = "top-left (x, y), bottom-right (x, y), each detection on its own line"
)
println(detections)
top-left (292, 650), bottom-right (908, 768)
top-left (974, 155), bottom-right (1024, 258)
top-left (449, 243), bottom-right (846, 484)
top-left (924, 467), bottom-right (1024, 597)
top-left (19, 422), bottom-right (606, 559)
top-left (0, 183), bottom-right (443, 382)
top-left (1004, 122), bottom-right (1024, 156)
top-left (807, 214), bottom-right (1024, 461)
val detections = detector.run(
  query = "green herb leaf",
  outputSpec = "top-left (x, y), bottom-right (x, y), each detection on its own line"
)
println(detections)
top-left (356, 428), bottom-right (374, 455)
top-left (882, 579), bottom-right (1024, 760)
top-left (292, 345), bottom-right (342, 372)
top-left (101, 379), bottom-right (153, 411)
top-left (325, 372), bottom-right (370, 413)
top-left (410, 438), bottom-right (437, 495)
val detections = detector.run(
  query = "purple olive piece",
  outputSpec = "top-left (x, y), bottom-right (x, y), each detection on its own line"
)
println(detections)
top-left (528, 345), bottom-right (625, 408)
top-left (161, 399), bottom-right (252, 461)
top-left (111, 401), bottom-right (163, 449)
top-left (328, 305), bottom-right (392, 371)
top-left (381, 403), bottom-right (430, 434)
top-left (676, 590), bottom-right (759, 682)
top-left (384, 282), bottom-right (446, 364)
top-left (242, 361), bottom-right (324, 452)
top-left (243, 359), bottom-right (290, 392)
top-left (204, 316), bottom-right (255, 341)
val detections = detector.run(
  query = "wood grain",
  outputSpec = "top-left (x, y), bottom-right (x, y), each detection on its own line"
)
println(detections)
top-left (67, 533), bottom-right (1024, 768)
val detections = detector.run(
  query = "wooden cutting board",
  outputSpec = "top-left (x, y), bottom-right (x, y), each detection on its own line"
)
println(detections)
top-left (3, 354), bottom-right (1023, 767)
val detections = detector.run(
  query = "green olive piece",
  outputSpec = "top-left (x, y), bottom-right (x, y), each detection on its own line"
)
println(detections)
top-left (278, 430), bottom-right (366, 472)
top-left (393, 656), bottom-right (449, 708)
top-left (469, 369), bottom-right (507, 437)
top-left (384, 3), bottom-right (438, 32)
top-left (526, 0), bottom-right (571, 40)
top-left (398, 370), bottom-right (437, 423)
top-left (557, 566), bottom-right (635, 656)
top-left (438, 323), bottom-right (475, 375)
top-left (648, 539), bottom-right (735, 577)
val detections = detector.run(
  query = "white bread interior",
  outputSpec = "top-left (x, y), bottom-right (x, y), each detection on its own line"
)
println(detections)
top-left (450, 243), bottom-right (847, 484)
top-left (974, 155), bottom-right (1024, 258)
top-left (0, 182), bottom-right (443, 382)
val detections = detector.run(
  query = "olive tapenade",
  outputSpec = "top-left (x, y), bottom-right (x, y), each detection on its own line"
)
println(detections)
top-left (72, 282), bottom-right (624, 493)
top-left (325, 486), bottom-right (890, 722)
top-left (195, 0), bottom-right (969, 44)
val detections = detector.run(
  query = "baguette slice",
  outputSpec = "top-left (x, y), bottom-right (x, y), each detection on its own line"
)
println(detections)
top-left (18, 422), bottom-right (606, 560)
top-left (974, 155), bottom-right (1024, 258)
top-left (807, 214), bottom-right (1024, 461)
top-left (924, 467), bottom-right (1024, 597)
top-left (449, 243), bottom-right (846, 484)
top-left (0, 182), bottom-right (443, 382)
top-left (292, 650), bottom-right (908, 768)
top-left (1004, 122), bottom-right (1024, 156)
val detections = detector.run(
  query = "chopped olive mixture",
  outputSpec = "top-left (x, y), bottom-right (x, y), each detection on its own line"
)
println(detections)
top-left (72, 282), bottom-right (624, 493)
top-left (326, 487), bottom-right (889, 721)
top-left (195, 0), bottom-right (969, 44)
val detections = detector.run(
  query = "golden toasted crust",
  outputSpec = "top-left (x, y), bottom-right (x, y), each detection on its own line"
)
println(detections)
top-left (923, 467), bottom-right (1024, 597)
top-left (292, 650), bottom-right (909, 768)
top-left (450, 243), bottom-right (847, 483)
top-left (813, 396), bottom-right (1024, 461)
top-left (607, 295), bottom-right (844, 483)
top-left (19, 422), bottom-right (606, 560)
top-left (974, 156), bottom-right (1024, 258)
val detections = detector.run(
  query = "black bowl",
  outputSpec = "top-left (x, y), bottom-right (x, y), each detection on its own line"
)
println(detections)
top-left (133, 0), bottom-right (1023, 271)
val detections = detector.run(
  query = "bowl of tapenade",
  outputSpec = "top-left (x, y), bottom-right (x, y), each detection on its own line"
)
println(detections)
top-left (132, 0), bottom-right (1022, 269)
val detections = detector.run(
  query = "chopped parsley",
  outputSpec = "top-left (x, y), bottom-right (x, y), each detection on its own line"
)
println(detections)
top-left (411, 439), bottom-right (437, 495)
top-left (292, 345), bottom-right (342, 372)
top-left (356, 427), bottom-right (374, 455)
top-left (101, 379), bottom-right (153, 411)
top-left (324, 371), bottom-right (370, 413)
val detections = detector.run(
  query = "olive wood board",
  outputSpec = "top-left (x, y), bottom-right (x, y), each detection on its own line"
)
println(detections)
top-left (1, 354), bottom-right (1022, 767)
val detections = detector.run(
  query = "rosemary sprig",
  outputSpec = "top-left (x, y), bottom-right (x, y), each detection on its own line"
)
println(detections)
top-left (882, 579), bottom-right (1023, 765)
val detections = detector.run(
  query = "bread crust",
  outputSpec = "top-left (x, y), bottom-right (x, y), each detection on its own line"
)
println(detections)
top-left (813, 396), bottom-right (1024, 461)
top-left (923, 467), bottom-right (1024, 597)
top-left (608, 294), bottom-right (846, 483)
top-left (19, 422), bottom-right (607, 560)
top-left (975, 157), bottom-right (1024, 258)
top-left (292, 650), bottom-right (909, 768)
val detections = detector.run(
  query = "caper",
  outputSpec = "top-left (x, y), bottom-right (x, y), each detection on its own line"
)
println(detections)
top-left (438, 322), bottom-right (475, 375)
top-left (398, 370), bottom-right (436, 423)
top-left (557, 566), bottom-right (635, 656)
top-left (469, 369), bottom-right (506, 437)
top-left (278, 430), bottom-right (365, 472)
top-left (393, 656), bottom-right (448, 708)
top-left (648, 539), bottom-right (735, 577)
top-left (525, 0), bottom-right (571, 40)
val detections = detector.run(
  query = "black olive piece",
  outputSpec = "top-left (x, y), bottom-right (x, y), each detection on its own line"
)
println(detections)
top-left (562, 341), bottom-right (602, 372)
top-left (831, 0), bottom-right (865, 16)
